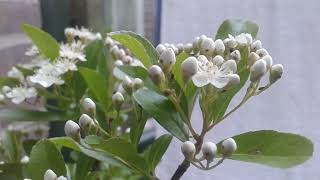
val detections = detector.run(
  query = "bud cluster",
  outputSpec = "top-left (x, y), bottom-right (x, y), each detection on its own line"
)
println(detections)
top-left (44, 169), bottom-right (67, 180)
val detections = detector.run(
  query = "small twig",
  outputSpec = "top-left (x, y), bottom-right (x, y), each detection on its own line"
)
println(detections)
top-left (170, 159), bottom-right (190, 180)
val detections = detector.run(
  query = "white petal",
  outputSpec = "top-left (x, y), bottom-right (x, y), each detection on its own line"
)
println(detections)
top-left (220, 60), bottom-right (237, 74)
top-left (192, 72), bottom-right (210, 87)
top-left (210, 75), bottom-right (229, 89)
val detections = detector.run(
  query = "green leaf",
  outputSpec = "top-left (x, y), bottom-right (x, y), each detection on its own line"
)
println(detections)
top-left (172, 52), bottom-right (189, 87)
top-left (130, 108), bottom-right (148, 149)
top-left (217, 130), bottom-right (314, 168)
top-left (145, 134), bottom-right (172, 172)
top-left (133, 88), bottom-right (189, 141)
top-left (0, 109), bottom-right (77, 122)
top-left (21, 24), bottom-right (60, 60)
top-left (28, 140), bottom-right (66, 180)
top-left (109, 31), bottom-right (159, 67)
top-left (84, 136), bottom-right (149, 176)
top-left (50, 137), bottom-right (130, 169)
top-left (75, 153), bottom-right (95, 180)
top-left (210, 47), bottom-right (250, 123)
top-left (0, 77), bottom-right (20, 87)
top-left (79, 67), bottom-right (111, 111)
top-left (2, 130), bottom-right (22, 163)
top-left (215, 19), bottom-right (259, 40)
top-left (0, 163), bottom-right (23, 180)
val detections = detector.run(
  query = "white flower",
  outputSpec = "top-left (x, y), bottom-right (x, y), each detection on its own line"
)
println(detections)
top-left (251, 40), bottom-right (262, 51)
top-left (214, 39), bottom-right (225, 55)
top-left (181, 141), bottom-right (196, 160)
top-left (191, 59), bottom-right (238, 89)
top-left (230, 50), bottom-right (241, 62)
top-left (56, 176), bottom-right (67, 180)
top-left (6, 86), bottom-right (37, 104)
top-left (60, 42), bottom-right (86, 61)
top-left (28, 64), bottom-right (64, 88)
top-left (55, 58), bottom-right (78, 73)
top-left (262, 55), bottom-right (273, 69)
top-left (235, 33), bottom-right (252, 46)
top-left (222, 138), bottom-right (237, 156)
top-left (64, 120), bottom-right (80, 140)
top-left (201, 142), bottom-right (217, 161)
top-left (250, 59), bottom-right (267, 81)
top-left (7, 67), bottom-right (24, 81)
top-left (192, 36), bottom-right (201, 52)
top-left (156, 44), bottom-right (166, 55)
top-left (65, 27), bottom-right (77, 40)
top-left (183, 43), bottom-right (193, 54)
top-left (25, 45), bottom-right (39, 56)
top-left (181, 57), bottom-right (198, 81)
top-left (44, 169), bottom-right (57, 180)
top-left (159, 48), bottom-right (176, 73)
top-left (211, 55), bottom-right (224, 66)
top-left (256, 48), bottom-right (269, 58)
top-left (223, 35), bottom-right (237, 48)
top-left (270, 64), bottom-right (284, 83)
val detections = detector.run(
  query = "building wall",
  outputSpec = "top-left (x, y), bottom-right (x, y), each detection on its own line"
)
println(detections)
top-left (158, 0), bottom-right (319, 179)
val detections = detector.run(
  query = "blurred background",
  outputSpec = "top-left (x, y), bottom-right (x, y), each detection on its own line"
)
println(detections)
top-left (0, 0), bottom-right (319, 179)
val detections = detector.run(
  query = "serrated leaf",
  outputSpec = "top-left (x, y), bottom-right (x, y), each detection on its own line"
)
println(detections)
top-left (28, 140), bottom-right (66, 180)
top-left (217, 130), bottom-right (313, 168)
top-left (21, 24), bottom-right (60, 60)
top-left (79, 67), bottom-right (111, 111)
top-left (109, 31), bottom-right (159, 67)
top-left (145, 134), bottom-right (172, 172)
top-left (0, 109), bottom-right (77, 122)
top-left (133, 88), bottom-right (189, 141)
top-left (215, 19), bottom-right (259, 40)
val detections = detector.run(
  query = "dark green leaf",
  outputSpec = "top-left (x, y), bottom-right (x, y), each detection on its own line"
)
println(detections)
top-left (79, 67), bottom-right (111, 111)
top-left (172, 52), bottom-right (189, 87)
top-left (0, 163), bottom-right (23, 180)
top-left (217, 130), bottom-right (314, 168)
top-left (75, 153), bottom-right (95, 180)
top-left (28, 140), bottom-right (66, 180)
top-left (145, 134), bottom-right (172, 172)
top-left (215, 19), bottom-right (259, 40)
top-left (130, 108), bottom-right (148, 148)
top-left (0, 109), bottom-right (77, 122)
top-left (84, 136), bottom-right (149, 176)
top-left (0, 77), bottom-right (20, 87)
top-left (109, 31), bottom-right (159, 67)
top-left (21, 24), bottom-right (60, 60)
top-left (133, 88), bottom-right (189, 141)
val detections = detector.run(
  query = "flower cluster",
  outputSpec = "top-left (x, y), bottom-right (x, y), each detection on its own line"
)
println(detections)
top-left (0, 27), bottom-right (101, 104)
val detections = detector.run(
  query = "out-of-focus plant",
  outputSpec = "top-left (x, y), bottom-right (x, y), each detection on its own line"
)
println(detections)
top-left (0, 19), bottom-right (313, 180)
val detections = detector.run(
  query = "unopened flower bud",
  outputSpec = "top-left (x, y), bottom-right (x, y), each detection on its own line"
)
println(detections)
top-left (248, 52), bottom-right (260, 67)
top-left (262, 55), bottom-right (273, 69)
top-left (156, 44), bottom-right (166, 55)
top-left (82, 98), bottom-right (96, 113)
top-left (122, 76), bottom-right (133, 94)
top-left (251, 40), bottom-right (262, 52)
top-left (123, 56), bottom-right (133, 64)
top-left (105, 36), bottom-right (114, 48)
top-left (133, 78), bottom-right (144, 90)
top-left (183, 43), bottom-right (193, 54)
top-left (192, 36), bottom-right (201, 52)
top-left (245, 33), bottom-right (253, 45)
top-left (181, 57), bottom-right (198, 81)
top-left (112, 92), bottom-right (124, 111)
top-left (148, 65), bottom-right (165, 85)
top-left (44, 169), bottom-right (57, 180)
top-left (227, 74), bottom-right (240, 86)
top-left (110, 45), bottom-right (120, 58)
top-left (114, 60), bottom-right (123, 67)
top-left (64, 120), bottom-right (80, 141)
top-left (250, 59), bottom-right (267, 81)
top-left (199, 35), bottom-right (207, 45)
top-left (230, 50), bottom-right (241, 62)
top-left (64, 28), bottom-right (76, 41)
top-left (159, 48), bottom-right (176, 73)
top-left (20, 155), bottom-right (29, 164)
top-left (177, 43), bottom-right (184, 54)
top-left (211, 55), bottom-right (224, 66)
top-left (223, 37), bottom-right (237, 48)
top-left (201, 142), bottom-right (217, 161)
top-left (222, 138), bottom-right (237, 156)
top-left (181, 141), bottom-right (196, 160)
top-left (214, 39), bottom-right (225, 55)
top-left (2, 86), bottom-right (11, 94)
top-left (0, 94), bottom-right (5, 102)
top-left (256, 48), bottom-right (269, 58)
top-left (269, 64), bottom-right (284, 83)
top-left (168, 44), bottom-right (179, 55)
top-left (79, 114), bottom-right (94, 130)
top-left (57, 176), bottom-right (67, 180)
top-left (200, 38), bottom-right (215, 57)
top-left (118, 49), bottom-right (126, 59)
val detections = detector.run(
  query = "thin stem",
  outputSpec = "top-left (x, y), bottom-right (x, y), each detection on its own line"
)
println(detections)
top-left (206, 158), bottom-right (225, 170)
top-left (170, 159), bottom-right (190, 180)
top-left (191, 161), bottom-right (206, 170)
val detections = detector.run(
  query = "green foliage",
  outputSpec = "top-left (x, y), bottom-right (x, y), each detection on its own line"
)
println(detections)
top-left (0, 77), bottom-right (20, 87)
top-left (217, 130), bottom-right (314, 168)
top-left (1, 130), bottom-right (22, 163)
top-left (215, 19), bottom-right (259, 40)
top-left (0, 109), bottom-right (77, 122)
top-left (109, 31), bottom-right (159, 67)
top-left (133, 88), bottom-right (189, 141)
top-left (144, 134), bottom-right (173, 172)
top-left (79, 67), bottom-right (111, 111)
top-left (0, 163), bottom-right (24, 180)
top-left (75, 153), bottom-right (95, 180)
top-left (27, 140), bottom-right (66, 180)
top-left (21, 24), bottom-right (60, 60)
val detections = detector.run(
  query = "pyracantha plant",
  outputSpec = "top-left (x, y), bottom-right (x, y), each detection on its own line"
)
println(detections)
top-left (0, 19), bottom-right (313, 180)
